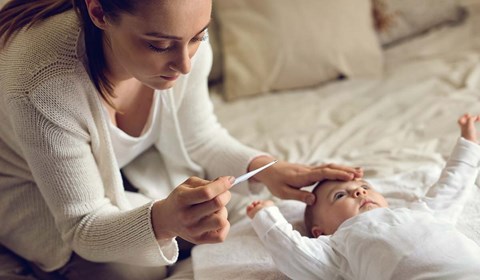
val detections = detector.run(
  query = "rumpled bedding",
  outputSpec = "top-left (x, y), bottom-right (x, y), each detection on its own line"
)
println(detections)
top-left (192, 3), bottom-right (480, 279)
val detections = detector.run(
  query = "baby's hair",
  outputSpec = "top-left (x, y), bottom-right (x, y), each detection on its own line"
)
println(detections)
top-left (304, 180), bottom-right (331, 237)
top-left (304, 204), bottom-right (315, 238)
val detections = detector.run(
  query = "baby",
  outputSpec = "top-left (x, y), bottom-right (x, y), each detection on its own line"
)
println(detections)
top-left (247, 114), bottom-right (480, 280)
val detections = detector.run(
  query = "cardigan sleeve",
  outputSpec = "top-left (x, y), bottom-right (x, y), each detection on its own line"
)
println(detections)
top-left (5, 75), bottom-right (178, 267)
top-left (174, 40), bottom-right (269, 191)
top-left (422, 137), bottom-right (480, 223)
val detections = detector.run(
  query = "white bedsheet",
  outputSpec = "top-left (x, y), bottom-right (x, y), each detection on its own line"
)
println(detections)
top-left (193, 2), bottom-right (480, 279)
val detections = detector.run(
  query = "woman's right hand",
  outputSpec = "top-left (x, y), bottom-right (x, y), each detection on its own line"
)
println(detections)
top-left (150, 176), bottom-right (234, 244)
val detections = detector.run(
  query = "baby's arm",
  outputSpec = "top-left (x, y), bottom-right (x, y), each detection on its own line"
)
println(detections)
top-left (423, 114), bottom-right (480, 223)
top-left (247, 201), bottom-right (341, 280)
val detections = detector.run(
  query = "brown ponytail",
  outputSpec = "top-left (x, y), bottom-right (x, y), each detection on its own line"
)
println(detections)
top-left (0, 0), bottom-right (139, 106)
top-left (73, 0), bottom-right (114, 104)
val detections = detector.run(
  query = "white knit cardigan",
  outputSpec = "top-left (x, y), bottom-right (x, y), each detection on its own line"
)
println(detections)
top-left (0, 10), bottom-right (262, 271)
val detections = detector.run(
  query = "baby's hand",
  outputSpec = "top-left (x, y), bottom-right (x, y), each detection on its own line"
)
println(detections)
top-left (458, 113), bottom-right (480, 144)
top-left (246, 200), bottom-right (275, 219)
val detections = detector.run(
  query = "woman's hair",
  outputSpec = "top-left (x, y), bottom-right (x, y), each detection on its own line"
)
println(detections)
top-left (0, 0), bottom-right (139, 105)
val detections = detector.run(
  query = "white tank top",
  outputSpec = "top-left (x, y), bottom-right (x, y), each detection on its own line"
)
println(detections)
top-left (103, 91), bottom-right (161, 168)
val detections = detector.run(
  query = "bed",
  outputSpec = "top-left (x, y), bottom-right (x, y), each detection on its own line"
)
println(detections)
top-left (1, 0), bottom-right (479, 279)
top-left (190, 0), bottom-right (480, 279)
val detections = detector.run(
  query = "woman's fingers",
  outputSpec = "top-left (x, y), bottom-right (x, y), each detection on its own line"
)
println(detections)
top-left (177, 176), bottom-right (233, 205)
top-left (315, 163), bottom-right (362, 176)
top-left (192, 207), bottom-right (229, 235)
top-left (199, 219), bottom-right (231, 243)
top-left (183, 207), bottom-right (230, 244)
top-left (185, 189), bottom-right (232, 222)
top-left (274, 186), bottom-right (316, 205)
top-left (175, 176), bottom-right (232, 225)
top-left (262, 162), bottom-right (363, 205)
top-left (175, 177), bottom-right (233, 243)
top-left (305, 164), bottom-right (360, 183)
top-left (152, 175), bottom-right (234, 244)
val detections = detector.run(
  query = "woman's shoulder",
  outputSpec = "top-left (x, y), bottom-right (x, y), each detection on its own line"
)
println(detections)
top-left (0, 9), bottom-right (84, 95)
top-left (0, 10), bottom-right (97, 136)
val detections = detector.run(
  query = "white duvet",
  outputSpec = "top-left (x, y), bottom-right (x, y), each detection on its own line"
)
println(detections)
top-left (192, 3), bottom-right (480, 279)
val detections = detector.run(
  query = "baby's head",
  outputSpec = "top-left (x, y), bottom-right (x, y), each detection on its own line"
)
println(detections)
top-left (304, 179), bottom-right (388, 237)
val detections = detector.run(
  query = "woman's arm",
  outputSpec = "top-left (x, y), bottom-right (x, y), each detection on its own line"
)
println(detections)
top-left (6, 76), bottom-right (177, 266)
top-left (174, 41), bottom-right (265, 188)
top-left (175, 41), bottom-right (363, 203)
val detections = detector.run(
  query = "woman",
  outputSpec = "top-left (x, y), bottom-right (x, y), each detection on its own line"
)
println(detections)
top-left (0, 0), bottom-right (362, 279)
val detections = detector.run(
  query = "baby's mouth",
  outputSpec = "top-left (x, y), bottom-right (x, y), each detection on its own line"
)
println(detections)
top-left (360, 199), bottom-right (376, 209)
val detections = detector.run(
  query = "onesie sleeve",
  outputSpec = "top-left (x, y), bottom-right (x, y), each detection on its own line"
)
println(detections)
top-left (422, 137), bottom-right (480, 223)
top-left (251, 206), bottom-right (342, 280)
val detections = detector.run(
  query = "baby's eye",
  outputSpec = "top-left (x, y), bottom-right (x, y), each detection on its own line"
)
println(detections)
top-left (334, 192), bottom-right (345, 200)
top-left (361, 185), bottom-right (369, 190)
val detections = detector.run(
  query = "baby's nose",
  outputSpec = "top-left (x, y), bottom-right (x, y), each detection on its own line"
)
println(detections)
top-left (353, 188), bottom-right (367, 197)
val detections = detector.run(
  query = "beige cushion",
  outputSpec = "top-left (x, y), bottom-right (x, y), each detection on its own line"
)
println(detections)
top-left (373, 0), bottom-right (466, 46)
top-left (214, 0), bottom-right (383, 101)
top-left (207, 18), bottom-right (223, 83)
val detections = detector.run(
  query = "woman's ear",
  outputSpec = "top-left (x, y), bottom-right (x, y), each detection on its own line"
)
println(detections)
top-left (85, 0), bottom-right (108, 30)
top-left (311, 225), bottom-right (323, 238)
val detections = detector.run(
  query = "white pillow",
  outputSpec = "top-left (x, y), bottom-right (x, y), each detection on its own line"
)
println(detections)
top-left (214, 0), bottom-right (383, 101)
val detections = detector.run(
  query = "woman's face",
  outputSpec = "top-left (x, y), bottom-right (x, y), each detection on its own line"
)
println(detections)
top-left (102, 0), bottom-right (212, 90)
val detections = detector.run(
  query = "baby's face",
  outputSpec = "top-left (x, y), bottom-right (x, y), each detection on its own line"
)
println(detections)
top-left (312, 180), bottom-right (388, 236)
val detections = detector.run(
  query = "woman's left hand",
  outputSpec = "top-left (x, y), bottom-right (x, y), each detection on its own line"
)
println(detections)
top-left (248, 156), bottom-right (363, 205)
